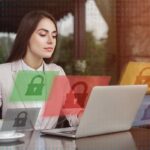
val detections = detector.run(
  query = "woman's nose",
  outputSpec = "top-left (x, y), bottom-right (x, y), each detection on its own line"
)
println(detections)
top-left (47, 35), bottom-right (53, 44)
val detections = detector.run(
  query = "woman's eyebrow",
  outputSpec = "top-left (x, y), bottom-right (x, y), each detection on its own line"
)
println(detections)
top-left (37, 28), bottom-right (49, 32)
top-left (37, 28), bottom-right (57, 33)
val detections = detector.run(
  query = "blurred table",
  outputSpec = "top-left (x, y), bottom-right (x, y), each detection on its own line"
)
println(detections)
top-left (0, 127), bottom-right (150, 150)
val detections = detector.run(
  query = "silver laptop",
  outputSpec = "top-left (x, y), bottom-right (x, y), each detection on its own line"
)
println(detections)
top-left (41, 85), bottom-right (147, 138)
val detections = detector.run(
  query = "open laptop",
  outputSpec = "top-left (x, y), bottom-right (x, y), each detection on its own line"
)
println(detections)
top-left (41, 85), bottom-right (147, 138)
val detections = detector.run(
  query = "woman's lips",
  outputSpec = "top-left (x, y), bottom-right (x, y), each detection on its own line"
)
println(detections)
top-left (44, 47), bottom-right (53, 52)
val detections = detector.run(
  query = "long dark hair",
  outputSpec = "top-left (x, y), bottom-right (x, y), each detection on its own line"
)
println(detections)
top-left (7, 10), bottom-right (57, 64)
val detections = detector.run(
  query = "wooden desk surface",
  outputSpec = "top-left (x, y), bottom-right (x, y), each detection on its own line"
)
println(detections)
top-left (0, 127), bottom-right (150, 150)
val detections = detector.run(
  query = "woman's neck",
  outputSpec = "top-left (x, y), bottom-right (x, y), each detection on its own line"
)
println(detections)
top-left (23, 52), bottom-right (43, 70)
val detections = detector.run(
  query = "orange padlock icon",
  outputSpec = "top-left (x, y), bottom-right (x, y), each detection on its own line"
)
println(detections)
top-left (135, 67), bottom-right (150, 93)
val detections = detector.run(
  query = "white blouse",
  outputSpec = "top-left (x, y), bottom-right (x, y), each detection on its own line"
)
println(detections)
top-left (0, 59), bottom-right (79, 130)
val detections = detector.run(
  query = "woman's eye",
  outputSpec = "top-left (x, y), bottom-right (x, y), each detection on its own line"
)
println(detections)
top-left (39, 34), bottom-right (46, 37)
top-left (52, 35), bottom-right (57, 39)
top-left (38, 31), bottom-right (47, 37)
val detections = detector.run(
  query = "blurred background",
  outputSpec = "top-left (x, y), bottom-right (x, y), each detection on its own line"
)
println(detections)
top-left (0, 0), bottom-right (149, 84)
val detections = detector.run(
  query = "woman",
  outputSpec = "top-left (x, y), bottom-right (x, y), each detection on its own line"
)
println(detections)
top-left (0, 10), bottom-right (79, 130)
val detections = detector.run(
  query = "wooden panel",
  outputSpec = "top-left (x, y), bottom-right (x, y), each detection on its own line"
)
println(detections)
top-left (0, 0), bottom-right (74, 32)
top-left (116, 0), bottom-right (150, 76)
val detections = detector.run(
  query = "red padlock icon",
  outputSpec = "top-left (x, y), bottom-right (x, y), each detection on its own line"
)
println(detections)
top-left (64, 90), bottom-right (81, 109)
top-left (64, 81), bottom-right (88, 108)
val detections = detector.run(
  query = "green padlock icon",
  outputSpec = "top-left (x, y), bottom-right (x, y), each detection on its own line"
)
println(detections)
top-left (13, 111), bottom-right (27, 127)
top-left (25, 75), bottom-right (44, 96)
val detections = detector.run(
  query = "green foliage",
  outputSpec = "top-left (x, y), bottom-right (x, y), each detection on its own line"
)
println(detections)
top-left (55, 31), bottom-right (107, 75)
top-left (54, 34), bottom-right (75, 74)
top-left (0, 35), bottom-right (14, 64)
top-left (57, 34), bottom-right (74, 62)
top-left (0, 48), bottom-right (5, 64)
top-left (85, 32), bottom-right (107, 75)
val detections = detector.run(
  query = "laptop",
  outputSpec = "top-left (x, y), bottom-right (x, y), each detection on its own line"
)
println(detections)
top-left (1, 107), bottom-right (40, 131)
top-left (41, 85), bottom-right (147, 138)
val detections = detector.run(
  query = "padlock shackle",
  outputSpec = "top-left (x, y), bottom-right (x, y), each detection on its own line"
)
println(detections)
top-left (30, 75), bottom-right (44, 84)
top-left (71, 81), bottom-right (88, 93)
top-left (13, 111), bottom-right (27, 127)
top-left (139, 67), bottom-right (150, 76)
top-left (16, 111), bottom-right (27, 118)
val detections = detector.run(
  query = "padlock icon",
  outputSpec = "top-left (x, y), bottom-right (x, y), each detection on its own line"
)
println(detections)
top-left (135, 67), bottom-right (150, 92)
top-left (65, 81), bottom-right (88, 108)
top-left (13, 111), bottom-right (27, 127)
top-left (64, 90), bottom-right (81, 109)
top-left (72, 81), bottom-right (88, 107)
top-left (25, 75), bottom-right (44, 96)
top-left (141, 105), bottom-right (150, 120)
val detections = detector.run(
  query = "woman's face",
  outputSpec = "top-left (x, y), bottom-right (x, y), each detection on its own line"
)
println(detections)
top-left (27, 17), bottom-right (57, 59)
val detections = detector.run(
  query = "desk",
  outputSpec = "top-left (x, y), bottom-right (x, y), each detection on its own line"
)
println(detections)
top-left (0, 128), bottom-right (150, 150)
